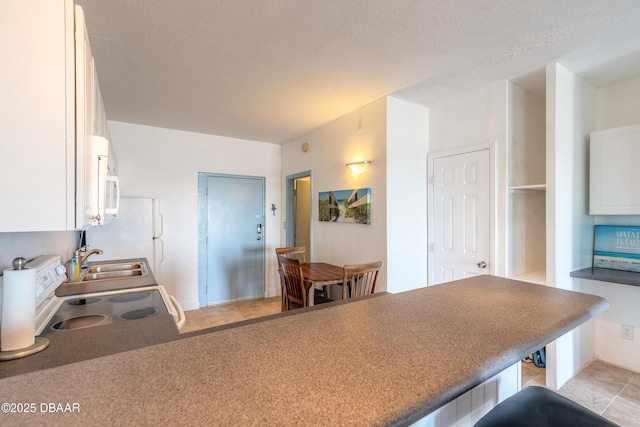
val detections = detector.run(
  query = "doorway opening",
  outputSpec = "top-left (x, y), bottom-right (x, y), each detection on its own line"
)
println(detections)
top-left (286, 171), bottom-right (312, 260)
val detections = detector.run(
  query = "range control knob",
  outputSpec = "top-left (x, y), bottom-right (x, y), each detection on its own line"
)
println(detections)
top-left (36, 283), bottom-right (44, 298)
top-left (55, 265), bottom-right (67, 276)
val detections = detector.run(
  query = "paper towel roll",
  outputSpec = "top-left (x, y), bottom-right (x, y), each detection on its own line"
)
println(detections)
top-left (1, 267), bottom-right (36, 351)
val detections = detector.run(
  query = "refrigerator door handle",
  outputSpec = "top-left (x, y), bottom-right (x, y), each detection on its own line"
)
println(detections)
top-left (152, 198), bottom-right (164, 238)
top-left (154, 236), bottom-right (164, 281)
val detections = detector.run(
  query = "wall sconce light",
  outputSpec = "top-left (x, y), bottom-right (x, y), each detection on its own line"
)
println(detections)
top-left (346, 160), bottom-right (371, 175)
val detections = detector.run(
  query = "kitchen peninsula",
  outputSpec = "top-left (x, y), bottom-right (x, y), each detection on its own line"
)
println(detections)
top-left (0, 276), bottom-right (607, 426)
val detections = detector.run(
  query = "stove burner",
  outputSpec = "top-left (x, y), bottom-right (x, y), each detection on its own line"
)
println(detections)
top-left (67, 297), bottom-right (101, 306)
top-left (43, 288), bottom-right (170, 333)
top-left (53, 315), bottom-right (107, 331)
top-left (120, 307), bottom-right (158, 320)
top-left (108, 291), bottom-right (152, 303)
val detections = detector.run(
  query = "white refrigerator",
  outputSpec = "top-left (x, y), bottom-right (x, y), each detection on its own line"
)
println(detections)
top-left (86, 197), bottom-right (164, 282)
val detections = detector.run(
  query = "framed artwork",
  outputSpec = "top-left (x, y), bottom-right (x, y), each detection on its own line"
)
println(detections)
top-left (318, 188), bottom-right (370, 224)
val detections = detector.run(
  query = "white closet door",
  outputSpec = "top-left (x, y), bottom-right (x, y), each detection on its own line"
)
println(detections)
top-left (432, 149), bottom-right (491, 284)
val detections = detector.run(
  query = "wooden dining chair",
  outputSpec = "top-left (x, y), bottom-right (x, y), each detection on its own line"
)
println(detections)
top-left (342, 261), bottom-right (382, 299)
top-left (275, 247), bottom-right (306, 311)
top-left (279, 255), bottom-right (333, 311)
top-left (278, 255), bottom-right (309, 310)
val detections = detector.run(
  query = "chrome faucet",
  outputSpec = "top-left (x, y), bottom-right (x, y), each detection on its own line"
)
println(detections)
top-left (75, 246), bottom-right (103, 267)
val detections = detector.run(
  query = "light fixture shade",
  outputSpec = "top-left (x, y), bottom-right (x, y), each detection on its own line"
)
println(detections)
top-left (346, 160), bottom-right (371, 175)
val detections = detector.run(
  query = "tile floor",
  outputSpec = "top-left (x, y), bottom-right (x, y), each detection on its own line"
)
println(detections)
top-left (180, 296), bottom-right (281, 334)
top-left (183, 298), bottom-right (640, 426)
top-left (522, 355), bottom-right (640, 426)
top-left (521, 360), bottom-right (546, 388)
top-left (557, 360), bottom-right (640, 426)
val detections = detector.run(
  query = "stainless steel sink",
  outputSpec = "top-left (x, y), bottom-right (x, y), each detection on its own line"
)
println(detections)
top-left (80, 261), bottom-right (149, 282)
top-left (86, 262), bottom-right (144, 273)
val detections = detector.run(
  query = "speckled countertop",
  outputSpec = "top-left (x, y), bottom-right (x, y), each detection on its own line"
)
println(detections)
top-left (0, 315), bottom-right (179, 379)
top-left (0, 275), bottom-right (608, 426)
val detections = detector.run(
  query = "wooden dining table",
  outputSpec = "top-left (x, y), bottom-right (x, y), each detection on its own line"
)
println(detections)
top-left (300, 262), bottom-right (343, 305)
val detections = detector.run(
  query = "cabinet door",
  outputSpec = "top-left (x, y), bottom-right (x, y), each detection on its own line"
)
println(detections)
top-left (75, 5), bottom-right (100, 228)
top-left (590, 125), bottom-right (640, 215)
top-left (75, 4), bottom-right (113, 228)
top-left (0, 0), bottom-right (75, 231)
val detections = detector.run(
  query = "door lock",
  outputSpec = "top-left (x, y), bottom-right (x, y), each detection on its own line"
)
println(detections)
top-left (477, 261), bottom-right (487, 269)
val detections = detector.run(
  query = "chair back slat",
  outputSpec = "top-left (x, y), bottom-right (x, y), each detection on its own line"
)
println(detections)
top-left (342, 261), bottom-right (382, 299)
top-left (275, 246), bottom-right (306, 267)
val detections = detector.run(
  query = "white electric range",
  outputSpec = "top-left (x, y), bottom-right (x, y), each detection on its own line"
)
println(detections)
top-left (33, 255), bottom-right (185, 335)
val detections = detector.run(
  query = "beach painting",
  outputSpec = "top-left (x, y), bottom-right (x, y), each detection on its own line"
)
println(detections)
top-left (318, 188), bottom-right (371, 224)
top-left (593, 225), bottom-right (640, 272)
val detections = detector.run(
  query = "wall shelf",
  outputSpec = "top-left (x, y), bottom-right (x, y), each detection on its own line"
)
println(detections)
top-left (507, 83), bottom-right (546, 286)
top-left (570, 267), bottom-right (640, 288)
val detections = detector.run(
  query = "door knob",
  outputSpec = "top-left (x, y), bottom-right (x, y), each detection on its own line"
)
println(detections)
top-left (477, 261), bottom-right (487, 269)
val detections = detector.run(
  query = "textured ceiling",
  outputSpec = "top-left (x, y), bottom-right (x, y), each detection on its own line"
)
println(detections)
top-left (75, 0), bottom-right (640, 144)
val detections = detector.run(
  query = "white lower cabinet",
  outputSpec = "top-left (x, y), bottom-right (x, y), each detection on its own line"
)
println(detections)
top-left (410, 363), bottom-right (520, 427)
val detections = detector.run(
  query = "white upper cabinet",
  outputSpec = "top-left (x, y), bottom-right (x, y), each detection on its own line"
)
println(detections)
top-left (75, 5), bottom-right (109, 229)
top-left (590, 124), bottom-right (640, 215)
top-left (0, 0), bottom-right (75, 231)
top-left (0, 0), bottom-right (112, 231)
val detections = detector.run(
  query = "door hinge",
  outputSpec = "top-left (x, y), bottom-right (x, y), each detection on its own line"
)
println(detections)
top-left (430, 176), bottom-right (435, 185)
top-left (283, 221), bottom-right (286, 230)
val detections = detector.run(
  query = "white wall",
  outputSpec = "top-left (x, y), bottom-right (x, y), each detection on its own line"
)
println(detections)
top-left (281, 98), bottom-right (389, 291)
top-left (581, 74), bottom-right (640, 372)
top-left (0, 232), bottom-right (77, 272)
top-left (280, 96), bottom-right (430, 295)
top-left (545, 63), bottom-right (596, 389)
top-left (386, 97), bottom-right (429, 293)
top-left (107, 121), bottom-right (282, 310)
top-left (428, 81), bottom-right (508, 277)
top-left (595, 76), bottom-right (640, 130)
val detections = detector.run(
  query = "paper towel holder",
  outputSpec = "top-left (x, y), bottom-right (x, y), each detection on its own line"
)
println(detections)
top-left (0, 257), bottom-right (50, 362)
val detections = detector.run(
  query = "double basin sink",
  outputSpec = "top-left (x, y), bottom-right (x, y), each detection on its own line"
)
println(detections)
top-left (80, 261), bottom-right (148, 282)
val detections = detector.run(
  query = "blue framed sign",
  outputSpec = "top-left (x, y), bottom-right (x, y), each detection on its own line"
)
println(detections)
top-left (593, 225), bottom-right (640, 272)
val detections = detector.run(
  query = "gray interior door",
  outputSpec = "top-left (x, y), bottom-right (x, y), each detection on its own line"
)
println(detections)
top-left (206, 174), bottom-right (265, 304)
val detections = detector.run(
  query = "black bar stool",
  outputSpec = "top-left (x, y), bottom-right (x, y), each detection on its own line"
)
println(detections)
top-left (474, 386), bottom-right (619, 427)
